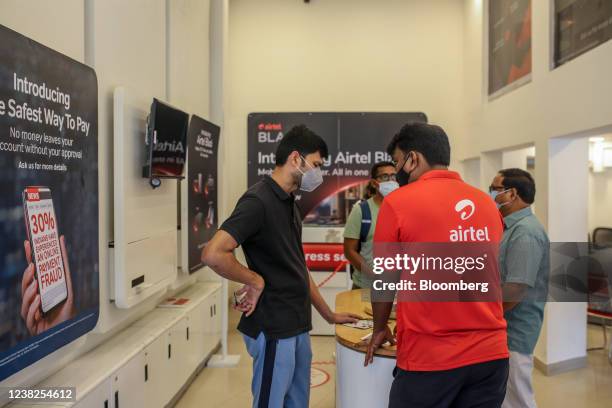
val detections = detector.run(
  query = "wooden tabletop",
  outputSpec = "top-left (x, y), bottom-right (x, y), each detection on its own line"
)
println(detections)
top-left (335, 289), bottom-right (397, 358)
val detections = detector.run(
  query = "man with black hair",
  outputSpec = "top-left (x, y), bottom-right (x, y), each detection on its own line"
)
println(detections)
top-left (202, 124), bottom-right (358, 408)
top-left (344, 161), bottom-right (398, 289)
top-left (490, 169), bottom-right (549, 408)
top-left (366, 123), bottom-right (509, 408)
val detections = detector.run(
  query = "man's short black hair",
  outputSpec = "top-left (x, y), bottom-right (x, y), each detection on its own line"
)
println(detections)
top-left (371, 161), bottom-right (395, 179)
top-left (499, 168), bottom-right (536, 204)
top-left (386, 123), bottom-right (451, 167)
top-left (275, 125), bottom-right (329, 166)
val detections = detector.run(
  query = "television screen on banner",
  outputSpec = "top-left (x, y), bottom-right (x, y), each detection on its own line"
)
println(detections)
top-left (143, 98), bottom-right (189, 179)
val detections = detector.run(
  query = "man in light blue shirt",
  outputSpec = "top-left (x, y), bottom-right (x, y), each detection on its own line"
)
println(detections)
top-left (490, 168), bottom-right (549, 408)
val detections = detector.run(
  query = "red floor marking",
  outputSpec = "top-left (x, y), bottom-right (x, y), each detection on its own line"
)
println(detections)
top-left (311, 366), bottom-right (330, 388)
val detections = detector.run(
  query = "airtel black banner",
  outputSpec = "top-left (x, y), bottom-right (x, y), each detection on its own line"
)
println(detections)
top-left (186, 115), bottom-right (220, 273)
top-left (247, 112), bottom-right (426, 225)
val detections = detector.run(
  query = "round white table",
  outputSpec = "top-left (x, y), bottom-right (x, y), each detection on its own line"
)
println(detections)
top-left (334, 290), bottom-right (397, 408)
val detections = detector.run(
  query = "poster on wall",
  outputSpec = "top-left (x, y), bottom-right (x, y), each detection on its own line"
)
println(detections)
top-left (554, 0), bottom-right (612, 67)
top-left (247, 112), bottom-right (427, 225)
top-left (0, 25), bottom-right (99, 381)
top-left (186, 115), bottom-right (220, 273)
top-left (488, 0), bottom-right (532, 97)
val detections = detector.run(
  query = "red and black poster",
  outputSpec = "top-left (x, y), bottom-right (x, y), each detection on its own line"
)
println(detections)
top-left (247, 112), bottom-right (426, 226)
top-left (554, 0), bottom-right (612, 67)
top-left (488, 0), bottom-right (532, 97)
top-left (186, 115), bottom-right (220, 273)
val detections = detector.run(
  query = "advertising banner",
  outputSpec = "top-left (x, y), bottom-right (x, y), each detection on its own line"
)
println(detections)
top-left (488, 0), bottom-right (532, 97)
top-left (186, 115), bottom-right (220, 273)
top-left (554, 0), bottom-right (612, 67)
top-left (303, 243), bottom-right (345, 271)
top-left (247, 112), bottom-right (426, 225)
top-left (0, 25), bottom-right (99, 380)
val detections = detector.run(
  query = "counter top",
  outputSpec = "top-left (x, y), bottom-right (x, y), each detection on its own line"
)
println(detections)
top-left (335, 289), bottom-right (397, 358)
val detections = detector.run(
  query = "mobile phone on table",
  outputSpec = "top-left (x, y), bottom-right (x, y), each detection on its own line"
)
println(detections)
top-left (23, 186), bottom-right (68, 315)
top-left (342, 320), bottom-right (374, 330)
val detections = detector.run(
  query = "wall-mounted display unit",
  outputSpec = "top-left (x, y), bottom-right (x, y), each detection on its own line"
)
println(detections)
top-left (247, 112), bottom-right (426, 225)
top-left (143, 99), bottom-right (189, 188)
top-left (181, 115), bottom-right (220, 274)
top-left (488, 0), bottom-right (532, 98)
top-left (112, 88), bottom-right (178, 309)
top-left (553, 0), bottom-right (612, 68)
top-left (0, 24), bottom-right (99, 381)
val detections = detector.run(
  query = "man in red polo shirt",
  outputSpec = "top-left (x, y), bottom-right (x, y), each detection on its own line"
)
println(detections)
top-left (365, 123), bottom-right (509, 407)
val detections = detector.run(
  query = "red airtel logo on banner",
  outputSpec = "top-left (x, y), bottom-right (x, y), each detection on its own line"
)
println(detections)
top-left (303, 243), bottom-right (346, 271)
top-left (257, 123), bottom-right (282, 131)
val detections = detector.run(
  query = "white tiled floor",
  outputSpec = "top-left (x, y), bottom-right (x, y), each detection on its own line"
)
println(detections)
top-left (175, 310), bottom-right (612, 408)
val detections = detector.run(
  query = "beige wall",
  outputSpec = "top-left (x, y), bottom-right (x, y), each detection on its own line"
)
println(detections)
top-left (0, 0), bottom-right (210, 390)
top-left (225, 0), bottom-right (466, 214)
top-left (462, 0), bottom-right (612, 369)
top-left (462, 0), bottom-right (612, 229)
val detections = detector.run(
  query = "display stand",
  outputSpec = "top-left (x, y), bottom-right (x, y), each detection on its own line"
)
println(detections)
top-left (111, 87), bottom-right (178, 309)
top-left (335, 289), bottom-right (396, 408)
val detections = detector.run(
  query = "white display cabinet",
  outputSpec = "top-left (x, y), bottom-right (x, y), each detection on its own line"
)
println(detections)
top-left (185, 307), bottom-right (205, 375)
top-left (177, 282), bottom-right (222, 357)
top-left (164, 317), bottom-right (190, 398)
top-left (70, 351), bottom-right (145, 408)
top-left (8, 283), bottom-right (222, 408)
top-left (203, 287), bottom-right (222, 353)
top-left (109, 351), bottom-right (146, 408)
top-left (111, 87), bottom-right (178, 309)
top-left (72, 378), bottom-right (111, 408)
top-left (143, 335), bottom-right (166, 408)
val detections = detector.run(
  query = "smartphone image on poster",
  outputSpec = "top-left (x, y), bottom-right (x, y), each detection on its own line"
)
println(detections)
top-left (22, 186), bottom-right (68, 315)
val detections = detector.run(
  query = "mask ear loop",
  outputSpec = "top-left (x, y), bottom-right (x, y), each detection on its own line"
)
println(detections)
top-left (398, 154), bottom-right (408, 172)
top-left (294, 153), bottom-right (307, 175)
top-left (401, 152), bottom-right (415, 174)
top-left (497, 188), bottom-right (514, 208)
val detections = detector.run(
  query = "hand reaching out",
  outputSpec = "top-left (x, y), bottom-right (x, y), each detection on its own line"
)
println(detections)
top-left (327, 312), bottom-right (361, 324)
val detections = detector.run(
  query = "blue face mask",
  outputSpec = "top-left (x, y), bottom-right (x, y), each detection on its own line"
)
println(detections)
top-left (378, 181), bottom-right (400, 197)
top-left (489, 189), bottom-right (511, 209)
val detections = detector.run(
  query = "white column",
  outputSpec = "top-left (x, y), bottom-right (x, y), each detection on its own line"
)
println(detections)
top-left (207, 0), bottom-right (240, 367)
top-left (536, 136), bottom-right (589, 374)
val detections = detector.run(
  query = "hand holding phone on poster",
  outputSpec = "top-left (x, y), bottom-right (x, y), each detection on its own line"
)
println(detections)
top-left (20, 236), bottom-right (75, 336)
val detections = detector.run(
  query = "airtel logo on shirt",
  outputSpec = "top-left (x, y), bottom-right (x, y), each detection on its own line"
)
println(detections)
top-left (449, 199), bottom-right (491, 242)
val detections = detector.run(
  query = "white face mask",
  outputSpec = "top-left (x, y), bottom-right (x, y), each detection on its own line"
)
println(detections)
top-left (378, 181), bottom-right (400, 197)
top-left (297, 156), bottom-right (323, 192)
top-left (489, 189), bottom-right (512, 210)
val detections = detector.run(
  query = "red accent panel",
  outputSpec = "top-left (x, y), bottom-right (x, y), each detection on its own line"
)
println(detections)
top-left (303, 243), bottom-right (346, 271)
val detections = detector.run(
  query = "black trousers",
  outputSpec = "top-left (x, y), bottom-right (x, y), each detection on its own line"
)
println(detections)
top-left (389, 358), bottom-right (509, 408)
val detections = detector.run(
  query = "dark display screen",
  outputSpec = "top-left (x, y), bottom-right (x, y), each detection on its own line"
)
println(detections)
top-left (147, 99), bottom-right (189, 178)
